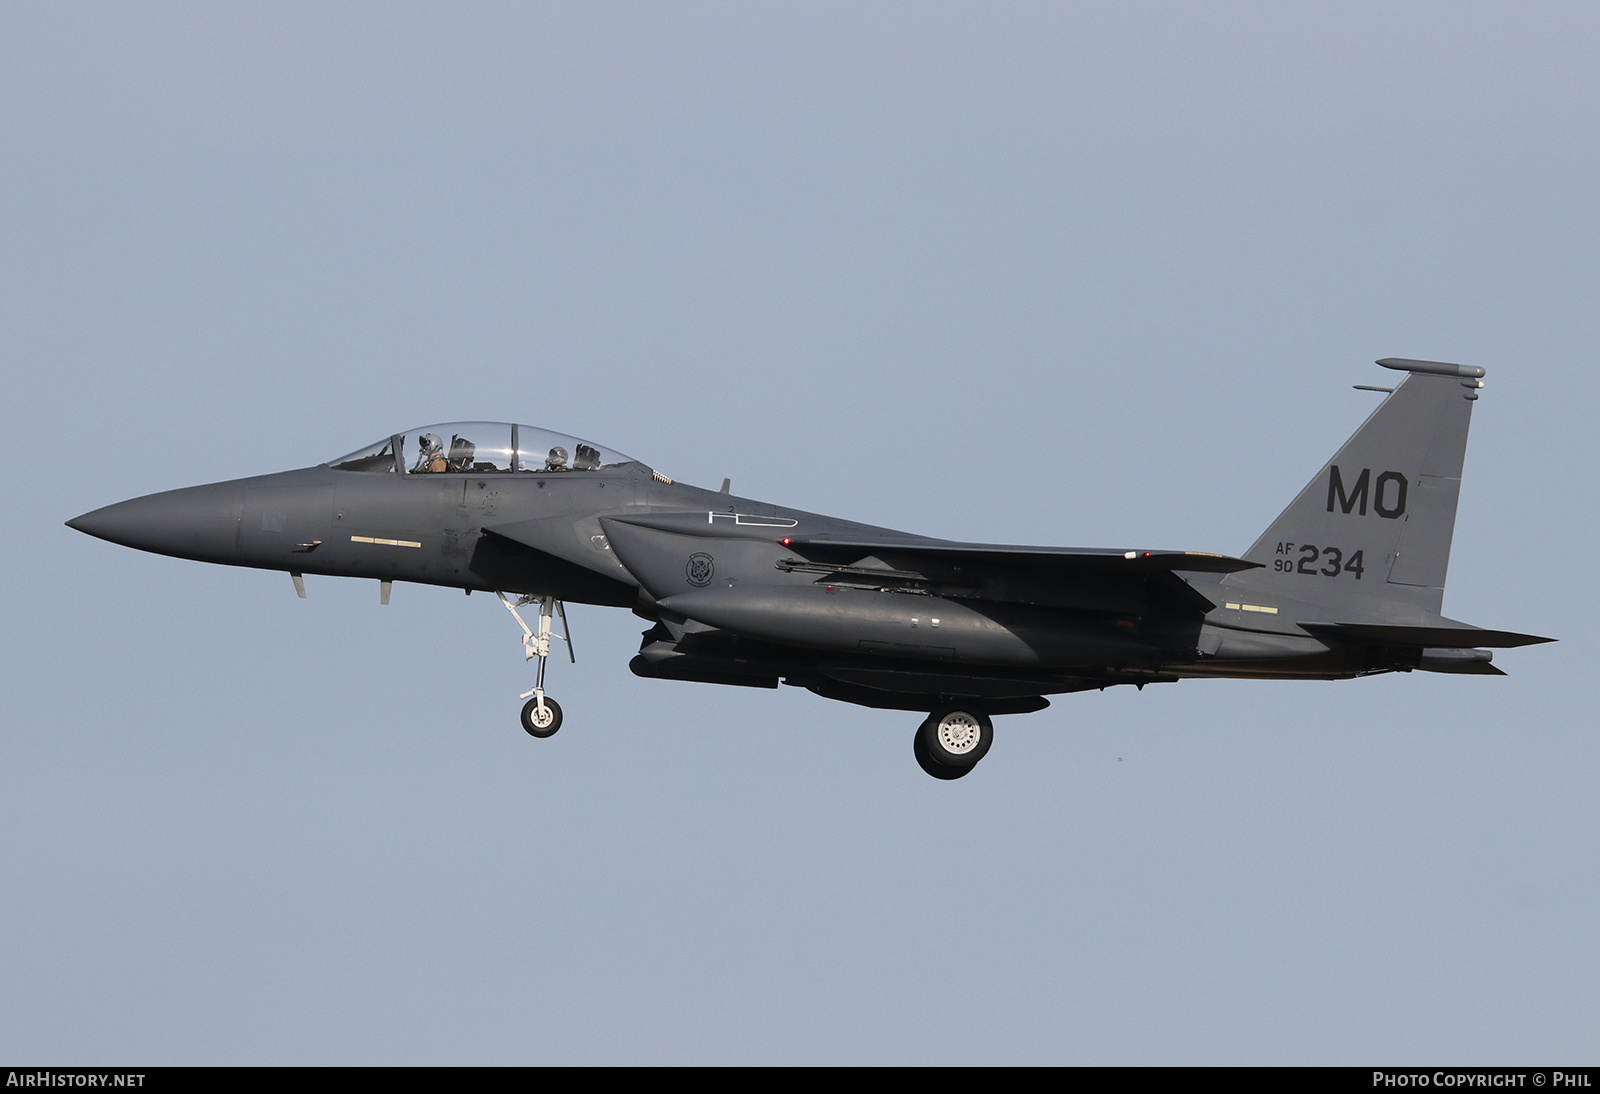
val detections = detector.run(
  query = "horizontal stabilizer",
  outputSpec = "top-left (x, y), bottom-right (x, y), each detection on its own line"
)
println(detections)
top-left (1300, 622), bottom-right (1554, 648)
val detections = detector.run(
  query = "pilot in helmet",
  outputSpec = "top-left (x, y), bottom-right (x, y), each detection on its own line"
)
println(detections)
top-left (545, 446), bottom-right (569, 471)
top-left (412, 433), bottom-right (446, 474)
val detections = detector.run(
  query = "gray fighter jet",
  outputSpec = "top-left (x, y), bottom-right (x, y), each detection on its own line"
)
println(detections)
top-left (68, 358), bottom-right (1551, 779)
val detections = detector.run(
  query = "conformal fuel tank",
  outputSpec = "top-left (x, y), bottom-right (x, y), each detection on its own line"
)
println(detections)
top-left (656, 584), bottom-right (1155, 668)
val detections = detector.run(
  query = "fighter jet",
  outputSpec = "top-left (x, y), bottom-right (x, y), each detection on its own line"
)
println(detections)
top-left (67, 358), bottom-right (1551, 779)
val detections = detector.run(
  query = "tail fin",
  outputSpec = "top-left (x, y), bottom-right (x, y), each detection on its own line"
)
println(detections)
top-left (1227, 358), bottom-right (1486, 618)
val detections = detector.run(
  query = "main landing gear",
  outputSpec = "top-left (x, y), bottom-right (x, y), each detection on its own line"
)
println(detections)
top-left (497, 592), bottom-right (572, 738)
top-left (913, 706), bottom-right (994, 780)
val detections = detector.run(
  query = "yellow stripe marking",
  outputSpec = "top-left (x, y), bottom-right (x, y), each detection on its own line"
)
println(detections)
top-left (350, 535), bottom-right (421, 549)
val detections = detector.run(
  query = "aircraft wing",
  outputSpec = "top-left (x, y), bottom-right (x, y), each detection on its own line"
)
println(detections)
top-left (781, 533), bottom-right (1261, 575)
top-left (600, 513), bottom-right (1255, 615)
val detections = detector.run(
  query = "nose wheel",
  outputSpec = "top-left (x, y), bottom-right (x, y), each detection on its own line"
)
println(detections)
top-left (521, 695), bottom-right (563, 737)
top-left (498, 592), bottom-right (573, 739)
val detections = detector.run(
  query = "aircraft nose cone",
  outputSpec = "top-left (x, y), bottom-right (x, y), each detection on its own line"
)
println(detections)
top-left (67, 484), bottom-right (242, 563)
top-left (66, 504), bottom-right (137, 542)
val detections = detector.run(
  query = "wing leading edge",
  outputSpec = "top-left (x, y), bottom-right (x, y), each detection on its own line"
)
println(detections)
top-left (777, 533), bottom-right (1261, 575)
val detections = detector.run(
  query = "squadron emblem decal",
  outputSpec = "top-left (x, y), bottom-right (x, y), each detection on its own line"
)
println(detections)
top-left (686, 552), bottom-right (715, 587)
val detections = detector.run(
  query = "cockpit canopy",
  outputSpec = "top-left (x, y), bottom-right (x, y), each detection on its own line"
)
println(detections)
top-left (326, 423), bottom-right (638, 475)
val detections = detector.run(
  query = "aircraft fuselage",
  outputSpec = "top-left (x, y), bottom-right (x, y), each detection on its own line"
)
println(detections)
top-left (67, 362), bottom-right (1552, 779)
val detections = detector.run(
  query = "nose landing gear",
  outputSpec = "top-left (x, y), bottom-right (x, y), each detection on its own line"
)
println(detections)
top-left (497, 592), bottom-right (573, 738)
top-left (520, 695), bottom-right (563, 738)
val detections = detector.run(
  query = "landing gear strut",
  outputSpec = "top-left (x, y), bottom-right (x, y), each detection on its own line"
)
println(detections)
top-left (913, 706), bottom-right (993, 779)
top-left (498, 592), bottom-right (572, 738)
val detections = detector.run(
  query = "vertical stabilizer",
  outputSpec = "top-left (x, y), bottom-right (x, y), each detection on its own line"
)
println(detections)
top-left (1227, 359), bottom-right (1485, 618)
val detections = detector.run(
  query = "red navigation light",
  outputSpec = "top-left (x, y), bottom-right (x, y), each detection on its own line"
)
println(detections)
top-left (781, 537), bottom-right (791, 546)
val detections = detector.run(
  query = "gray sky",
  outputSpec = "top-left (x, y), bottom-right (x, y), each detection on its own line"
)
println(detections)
top-left (3, 3), bottom-right (1595, 1064)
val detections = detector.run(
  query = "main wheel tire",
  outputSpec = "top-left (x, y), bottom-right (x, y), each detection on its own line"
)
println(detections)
top-left (919, 707), bottom-right (993, 769)
top-left (520, 696), bottom-right (563, 738)
top-left (914, 732), bottom-right (972, 780)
